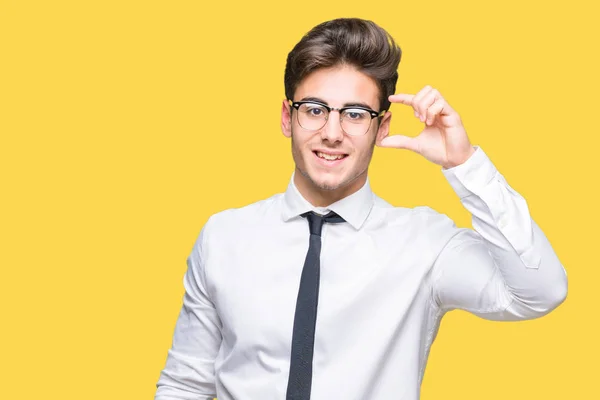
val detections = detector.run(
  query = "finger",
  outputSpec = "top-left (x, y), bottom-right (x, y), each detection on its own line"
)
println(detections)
top-left (425, 99), bottom-right (446, 125)
top-left (412, 86), bottom-right (434, 119)
top-left (376, 134), bottom-right (420, 154)
top-left (388, 93), bottom-right (415, 106)
top-left (417, 88), bottom-right (443, 122)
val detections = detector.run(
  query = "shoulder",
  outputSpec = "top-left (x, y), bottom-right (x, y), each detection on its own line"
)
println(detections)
top-left (372, 194), bottom-right (460, 241)
top-left (188, 193), bottom-right (283, 260)
top-left (203, 192), bottom-right (283, 239)
top-left (409, 205), bottom-right (457, 232)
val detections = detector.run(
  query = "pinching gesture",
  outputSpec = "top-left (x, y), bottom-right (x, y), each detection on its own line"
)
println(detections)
top-left (377, 85), bottom-right (476, 169)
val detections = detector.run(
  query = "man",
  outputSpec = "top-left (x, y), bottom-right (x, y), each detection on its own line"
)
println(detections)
top-left (155, 18), bottom-right (567, 400)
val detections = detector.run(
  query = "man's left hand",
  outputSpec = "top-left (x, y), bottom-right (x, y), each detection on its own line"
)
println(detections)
top-left (377, 85), bottom-right (476, 169)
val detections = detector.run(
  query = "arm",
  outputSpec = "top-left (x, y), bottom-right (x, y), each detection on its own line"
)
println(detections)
top-left (155, 222), bottom-right (222, 399)
top-left (431, 146), bottom-right (568, 319)
top-left (379, 86), bottom-right (567, 320)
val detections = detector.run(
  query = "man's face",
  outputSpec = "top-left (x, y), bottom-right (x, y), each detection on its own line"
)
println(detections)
top-left (281, 64), bottom-right (391, 204)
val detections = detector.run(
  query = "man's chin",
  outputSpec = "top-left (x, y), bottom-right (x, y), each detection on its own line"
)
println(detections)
top-left (298, 167), bottom-right (349, 192)
top-left (315, 183), bottom-right (341, 191)
top-left (310, 176), bottom-right (346, 191)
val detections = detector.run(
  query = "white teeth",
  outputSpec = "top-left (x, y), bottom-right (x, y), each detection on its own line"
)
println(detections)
top-left (317, 152), bottom-right (344, 161)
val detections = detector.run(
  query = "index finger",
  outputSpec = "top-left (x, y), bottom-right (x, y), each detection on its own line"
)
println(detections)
top-left (388, 93), bottom-right (415, 105)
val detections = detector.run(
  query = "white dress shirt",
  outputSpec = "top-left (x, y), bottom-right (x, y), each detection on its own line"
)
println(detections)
top-left (155, 146), bottom-right (568, 400)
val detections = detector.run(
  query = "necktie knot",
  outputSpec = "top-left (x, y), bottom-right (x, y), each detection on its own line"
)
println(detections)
top-left (302, 211), bottom-right (345, 237)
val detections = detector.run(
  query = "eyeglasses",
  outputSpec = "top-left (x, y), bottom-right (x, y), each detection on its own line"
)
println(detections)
top-left (288, 99), bottom-right (386, 136)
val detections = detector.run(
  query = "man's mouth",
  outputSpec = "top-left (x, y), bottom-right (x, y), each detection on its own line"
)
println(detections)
top-left (313, 151), bottom-right (348, 161)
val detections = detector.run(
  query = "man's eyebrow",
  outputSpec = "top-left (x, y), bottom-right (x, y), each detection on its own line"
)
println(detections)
top-left (299, 96), bottom-right (377, 111)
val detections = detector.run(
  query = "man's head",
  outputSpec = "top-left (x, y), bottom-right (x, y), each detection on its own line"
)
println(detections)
top-left (281, 18), bottom-right (402, 206)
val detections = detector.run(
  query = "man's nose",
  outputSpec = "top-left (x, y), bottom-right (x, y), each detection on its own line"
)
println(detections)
top-left (320, 111), bottom-right (344, 142)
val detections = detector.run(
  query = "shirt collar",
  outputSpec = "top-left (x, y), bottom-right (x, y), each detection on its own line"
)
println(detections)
top-left (281, 172), bottom-right (374, 230)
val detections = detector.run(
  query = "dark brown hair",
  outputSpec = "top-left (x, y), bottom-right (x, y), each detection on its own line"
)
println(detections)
top-left (284, 18), bottom-right (402, 112)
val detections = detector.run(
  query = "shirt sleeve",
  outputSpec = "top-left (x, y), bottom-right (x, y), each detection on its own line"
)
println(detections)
top-left (155, 220), bottom-right (221, 399)
top-left (431, 146), bottom-right (568, 320)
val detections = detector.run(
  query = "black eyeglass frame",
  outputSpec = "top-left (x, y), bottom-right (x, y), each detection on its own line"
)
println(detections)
top-left (288, 99), bottom-right (387, 136)
top-left (288, 99), bottom-right (386, 119)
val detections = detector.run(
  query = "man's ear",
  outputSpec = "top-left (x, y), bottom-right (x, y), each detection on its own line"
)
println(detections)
top-left (281, 99), bottom-right (292, 138)
top-left (375, 110), bottom-right (392, 145)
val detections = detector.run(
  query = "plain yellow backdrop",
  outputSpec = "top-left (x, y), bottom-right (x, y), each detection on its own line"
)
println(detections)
top-left (1, 0), bottom-right (598, 399)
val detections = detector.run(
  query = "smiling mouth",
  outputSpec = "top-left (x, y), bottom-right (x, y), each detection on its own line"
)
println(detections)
top-left (313, 151), bottom-right (348, 161)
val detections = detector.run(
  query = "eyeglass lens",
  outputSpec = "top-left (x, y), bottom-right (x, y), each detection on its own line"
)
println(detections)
top-left (297, 103), bottom-right (372, 136)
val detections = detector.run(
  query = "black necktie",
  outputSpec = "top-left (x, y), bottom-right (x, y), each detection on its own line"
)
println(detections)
top-left (286, 211), bottom-right (345, 400)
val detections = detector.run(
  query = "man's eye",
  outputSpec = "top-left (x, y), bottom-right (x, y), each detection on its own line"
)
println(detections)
top-left (307, 108), bottom-right (323, 116)
top-left (345, 110), bottom-right (368, 120)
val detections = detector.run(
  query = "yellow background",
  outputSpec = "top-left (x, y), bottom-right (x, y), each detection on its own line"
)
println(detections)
top-left (1, 0), bottom-right (597, 398)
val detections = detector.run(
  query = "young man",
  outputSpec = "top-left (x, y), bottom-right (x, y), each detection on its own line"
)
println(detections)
top-left (155, 18), bottom-right (567, 400)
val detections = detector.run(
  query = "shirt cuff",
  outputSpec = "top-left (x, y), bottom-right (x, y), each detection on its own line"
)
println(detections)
top-left (441, 146), bottom-right (498, 199)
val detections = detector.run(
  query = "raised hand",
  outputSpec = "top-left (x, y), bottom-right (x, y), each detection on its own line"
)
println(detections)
top-left (377, 85), bottom-right (475, 169)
